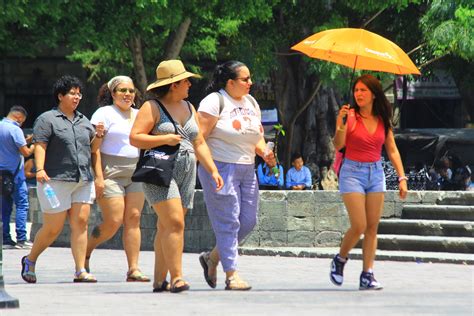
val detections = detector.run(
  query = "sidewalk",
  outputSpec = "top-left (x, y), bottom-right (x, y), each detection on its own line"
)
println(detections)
top-left (2, 247), bottom-right (473, 315)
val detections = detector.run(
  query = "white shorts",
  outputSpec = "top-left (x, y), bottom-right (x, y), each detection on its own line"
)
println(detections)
top-left (37, 179), bottom-right (95, 213)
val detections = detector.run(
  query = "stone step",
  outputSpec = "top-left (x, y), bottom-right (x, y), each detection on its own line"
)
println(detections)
top-left (402, 205), bottom-right (474, 221)
top-left (376, 234), bottom-right (474, 253)
top-left (437, 195), bottom-right (474, 206)
top-left (238, 246), bottom-right (474, 265)
top-left (378, 219), bottom-right (474, 237)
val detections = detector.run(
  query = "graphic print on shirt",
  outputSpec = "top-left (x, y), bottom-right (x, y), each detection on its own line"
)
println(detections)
top-left (230, 107), bottom-right (263, 135)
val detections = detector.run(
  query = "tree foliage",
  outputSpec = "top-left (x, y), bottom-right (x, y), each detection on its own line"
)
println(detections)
top-left (1, 0), bottom-right (472, 171)
top-left (421, 0), bottom-right (474, 60)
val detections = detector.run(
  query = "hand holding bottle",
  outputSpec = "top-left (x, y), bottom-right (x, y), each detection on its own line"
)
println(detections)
top-left (43, 183), bottom-right (60, 209)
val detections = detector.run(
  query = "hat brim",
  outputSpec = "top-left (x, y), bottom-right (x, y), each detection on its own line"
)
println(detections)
top-left (146, 72), bottom-right (202, 91)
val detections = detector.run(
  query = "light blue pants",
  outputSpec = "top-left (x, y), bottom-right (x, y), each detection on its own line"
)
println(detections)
top-left (198, 161), bottom-right (258, 272)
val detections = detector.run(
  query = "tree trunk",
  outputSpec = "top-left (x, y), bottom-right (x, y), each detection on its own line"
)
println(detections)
top-left (162, 17), bottom-right (192, 60)
top-left (128, 35), bottom-right (148, 93)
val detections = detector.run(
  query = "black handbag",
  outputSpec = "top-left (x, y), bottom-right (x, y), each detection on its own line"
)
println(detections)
top-left (1, 160), bottom-right (22, 196)
top-left (131, 100), bottom-right (180, 187)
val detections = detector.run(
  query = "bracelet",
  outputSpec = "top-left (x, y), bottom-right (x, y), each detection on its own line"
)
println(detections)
top-left (36, 169), bottom-right (44, 172)
top-left (398, 176), bottom-right (408, 182)
top-left (336, 126), bottom-right (346, 132)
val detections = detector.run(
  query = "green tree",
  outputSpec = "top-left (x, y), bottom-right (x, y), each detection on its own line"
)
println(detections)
top-left (225, 1), bottom-right (417, 175)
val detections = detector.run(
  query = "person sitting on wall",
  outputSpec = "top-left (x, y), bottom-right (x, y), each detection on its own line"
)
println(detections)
top-left (286, 152), bottom-right (312, 190)
top-left (257, 155), bottom-right (284, 190)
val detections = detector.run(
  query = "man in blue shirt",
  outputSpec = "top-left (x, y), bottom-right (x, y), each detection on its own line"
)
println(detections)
top-left (286, 153), bottom-right (312, 190)
top-left (0, 105), bottom-right (35, 249)
top-left (257, 155), bottom-right (284, 189)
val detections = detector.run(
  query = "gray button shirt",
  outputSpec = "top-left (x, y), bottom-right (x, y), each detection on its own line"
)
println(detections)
top-left (33, 108), bottom-right (95, 182)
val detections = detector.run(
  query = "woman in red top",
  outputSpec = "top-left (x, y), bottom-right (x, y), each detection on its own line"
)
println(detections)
top-left (330, 74), bottom-right (408, 290)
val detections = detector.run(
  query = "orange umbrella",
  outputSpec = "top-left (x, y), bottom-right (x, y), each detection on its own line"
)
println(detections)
top-left (291, 28), bottom-right (420, 75)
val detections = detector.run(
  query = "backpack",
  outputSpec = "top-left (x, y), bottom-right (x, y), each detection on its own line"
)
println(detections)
top-left (215, 92), bottom-right (257, 115)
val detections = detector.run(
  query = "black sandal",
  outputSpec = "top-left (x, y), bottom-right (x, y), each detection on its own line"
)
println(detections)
top-left (170, 279), bottom-right (190, 293)
top-left (153, 280), bottom-right (170, 293)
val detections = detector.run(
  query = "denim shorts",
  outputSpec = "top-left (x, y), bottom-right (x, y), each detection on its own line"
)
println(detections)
top-left (339, 158), bottom-right (386, 194)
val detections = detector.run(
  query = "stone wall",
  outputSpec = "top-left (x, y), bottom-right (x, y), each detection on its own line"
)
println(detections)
top-left (29, 189), bottom-right (472, 252)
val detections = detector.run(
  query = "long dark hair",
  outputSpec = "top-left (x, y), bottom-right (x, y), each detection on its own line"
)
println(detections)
top-left (352, 74), bottom-right (392, 135)
top-left (96, 83), bottom-right (142, 108)
top-left (206, 60), bottom-right (246, 93)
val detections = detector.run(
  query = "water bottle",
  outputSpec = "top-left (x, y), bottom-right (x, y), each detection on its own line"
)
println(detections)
top-left (264, 142), bottom-right (275, 157)
top-left (43, 183), bottom-right (60, 208)
top-left (264, 142), bottom-right (280, 178)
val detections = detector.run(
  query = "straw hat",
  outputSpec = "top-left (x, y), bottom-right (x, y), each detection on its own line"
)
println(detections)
top-left (146, 60), bottom-right (201, 91)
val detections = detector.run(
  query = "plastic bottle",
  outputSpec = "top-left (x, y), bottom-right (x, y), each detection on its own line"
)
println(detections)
top-left (264, 142), bottom-right (280, 178)
top-left (264, 142), bottom-right (275, 157)
top-left (43, 183), bottom-right (60, 209)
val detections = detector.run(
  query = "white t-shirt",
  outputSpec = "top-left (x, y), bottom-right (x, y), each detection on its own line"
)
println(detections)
top-left (198, 89), bottom-right (263, 164)
top-left (90, 105), bottom-right (139, 158)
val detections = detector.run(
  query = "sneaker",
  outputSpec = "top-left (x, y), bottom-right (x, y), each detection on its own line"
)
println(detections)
top-left (359, 271), bottom-right (383, 290)
top-left (16, 240), bottom-right (33, 249)
top-left (3, 239), bottom-right (21, 249)
top-left (330, 254), bottom-right (347, 286)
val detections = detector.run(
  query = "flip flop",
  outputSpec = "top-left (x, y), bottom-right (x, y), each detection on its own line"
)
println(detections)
top-left (21, 255), bottom-right (37, 284)
top-left (127, 269), bottom-right (151, 282)
top-left (153, 280), bottom-right (170, 292)
top-left (74, 268), bottom-right (97, 283)
top-left (170, 279), bottom-right (190, 293)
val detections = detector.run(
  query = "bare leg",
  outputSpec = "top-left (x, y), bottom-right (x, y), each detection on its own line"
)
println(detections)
top-left (122, 192), bottom-right (145, 272)
top-left (339, 193), bottom-right (367, 258)
top-left (86, 197), bottom-right (124, 258)
top-left (27, 212), bottom-right (68, 267)
top-left (362, 192), bottom-right (384, 271)
top-left (154, 206), bottom-right (188, 287)
top-left (152, 198), bottom-right (187, 288)
top-left (69, 203), bottom-right (91, 273)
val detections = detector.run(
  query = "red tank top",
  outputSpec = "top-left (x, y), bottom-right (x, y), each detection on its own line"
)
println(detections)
top-left (345, 112), bottom-right (385, 162)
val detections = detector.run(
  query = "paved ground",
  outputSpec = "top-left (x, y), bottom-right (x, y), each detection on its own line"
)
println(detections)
top-left (1, 247), bottom-right (473, 315)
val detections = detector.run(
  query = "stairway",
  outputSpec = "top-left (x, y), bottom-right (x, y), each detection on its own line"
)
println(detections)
top-left (377, 197), bottom-right (474, 254)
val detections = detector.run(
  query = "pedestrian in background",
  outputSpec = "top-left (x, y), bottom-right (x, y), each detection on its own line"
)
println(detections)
top-left (257, 155), bottom-right (284, 190)
top-left (330, 74), bottom-right (407, 290)
top-left (197, 60), bottom-right (273, 290)
top-left (21, 75), bottom-right (103, 283)
top-left (285, 153), bottom-right (312, 190)
top-left (130, 60), bottom-right (222, 293)
top-left (0, 105), bottom-right (35, 249)
top-left (85, 76), bottom-right (150, 282)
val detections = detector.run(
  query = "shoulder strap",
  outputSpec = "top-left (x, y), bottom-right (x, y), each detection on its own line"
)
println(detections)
top-left (217, 92), bottom-right (257, 115)
top-left (244, 95), bottom-right (257, 109)
top-left (155, 99), bottom-right (178, 134)
top-left (216, 92), bottom-right (225, 115)
top-left (185, 101), bottom-right (193, 115)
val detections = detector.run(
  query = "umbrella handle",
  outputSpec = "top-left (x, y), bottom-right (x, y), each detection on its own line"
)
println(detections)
top-left (343, 66), bottom-right (356, 125)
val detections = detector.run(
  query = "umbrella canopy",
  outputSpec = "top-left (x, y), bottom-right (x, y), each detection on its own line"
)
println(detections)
top-left (291, 28), bottom-right (420, 75)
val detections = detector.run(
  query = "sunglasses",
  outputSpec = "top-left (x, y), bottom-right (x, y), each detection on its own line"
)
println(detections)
top-left (115, 88), bottom-right (136, 94)
top-left (236, 77), bottom-right (252, 83)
